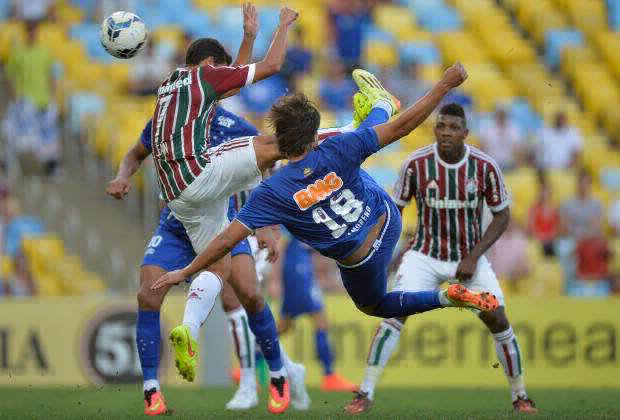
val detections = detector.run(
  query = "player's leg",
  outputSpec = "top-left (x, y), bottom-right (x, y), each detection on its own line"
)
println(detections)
top-left (277, 315), bottom-right (296, 335)
top-left (226, 252), bottom-right (296, 413)
top-left (346, 250), bottom-right (441, 414)
top-left (469, 258), bottom-right (537, 413)
top-left (339, 201), bottom-right (496, 318)
top-left (137, 265), bottom-right (172, 416)
top-left (222, 249), bottom-right (258, 410)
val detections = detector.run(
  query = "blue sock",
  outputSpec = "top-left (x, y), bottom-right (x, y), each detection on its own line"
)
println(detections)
top-left (372, 291), bottom-right (441, 318)
top-left (359, 107), bottom-right (390, 129)
top-left (246, 304), bottom-right (283, 373)
top-left (136, 310), bottom-right (160, 383)
top-left (315, 329), bottom-right (333, 375)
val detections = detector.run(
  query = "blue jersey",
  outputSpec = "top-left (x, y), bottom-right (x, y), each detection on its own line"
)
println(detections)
top-left (237, 127), bottom-right (391, 260)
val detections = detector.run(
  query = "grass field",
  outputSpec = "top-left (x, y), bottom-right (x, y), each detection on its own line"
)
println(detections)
top-left (0, 386), bottom-right (619, 419)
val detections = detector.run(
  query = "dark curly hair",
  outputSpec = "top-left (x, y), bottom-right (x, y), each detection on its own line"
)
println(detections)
top-left (268, 93), bottom-right (321, 158)
top-left (185, 38), bottom-right (232, 66)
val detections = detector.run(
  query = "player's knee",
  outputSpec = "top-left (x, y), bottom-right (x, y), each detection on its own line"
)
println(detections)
top-left (479, 306), bottom-right (509, 333)
top-left (137, 285), bottom-right (163, 310)
top-left (239, 289), bottom-right (264, 314)
top-left (356, 303), bottom-right (378, 316)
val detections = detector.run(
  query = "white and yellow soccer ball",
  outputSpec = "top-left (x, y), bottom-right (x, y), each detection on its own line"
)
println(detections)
top-left (100, 11), bottom-right (148, 59)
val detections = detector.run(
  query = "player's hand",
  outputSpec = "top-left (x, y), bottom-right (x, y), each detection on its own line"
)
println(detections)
top-left (151, 269), bottom-right (186, 290)
top-left (106, 178), bottom-right (131, 199)
top-left (256, 227), bottom-right (279, 263)
top-left (243, 2), bottom-right (258, 39)
top-left (440, 62), bottom-right (468, 90)
top-left (279, 7), bottom-right (298, 27)
top-left (455, 253), bottom-right (478, 281)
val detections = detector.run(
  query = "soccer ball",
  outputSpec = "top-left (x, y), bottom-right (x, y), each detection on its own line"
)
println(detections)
top-left (100, 11), bottom-right (148, 59)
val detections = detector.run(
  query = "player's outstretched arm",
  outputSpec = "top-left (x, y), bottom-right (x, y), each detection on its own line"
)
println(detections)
top-left (374, 63), bottom-right (467, 148)
top-left (252, 7), bottom-right (298, 82)
top-left (106, 140), bottom-right (150, 199)
top-left (151, 220), bottom-right (252, 289)
top-left (234, 2), bottom-right (259, 66)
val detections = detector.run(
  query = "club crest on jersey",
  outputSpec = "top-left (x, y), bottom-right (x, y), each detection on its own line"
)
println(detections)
top-left (303, 168), bottom-right (313, 177)
top-left (466, 178), bottom-right (478, 194)
top-left (293, 172), bottom-right (343, 211)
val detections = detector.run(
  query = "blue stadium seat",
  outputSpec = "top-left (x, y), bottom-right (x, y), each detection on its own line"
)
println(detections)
top-left (608, 0), bottom-right (620, 29)
top-left (180, 11), bottom-right (212, 38)
top-left (545, 29), bottom-right (583, 69)
top-left (70, 23), bottom-right (111, 61)
top-left (509, 100), bottom-right (543, 133)
top-left (399, 41), bottom-right (440, 64)
top-left (0, 0), bottom-right (10, 20)
top-left (364, 25), bottom-right (394, 43)
top-left (409, 0), bottom-right (463, 32)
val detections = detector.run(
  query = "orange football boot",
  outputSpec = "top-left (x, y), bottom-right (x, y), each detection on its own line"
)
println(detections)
top-left (513, 396), bottom-right (538, 413)
top-left (322, 373), bottom-right (358, 392)
top-left (267, 376), bottom-right (290, 414)
top-left (144, 389), bottom-right (168, 416)
top-left (344, 391), bottom-right (373, 415)
top-left (446, 284), bottom-right (499, 311)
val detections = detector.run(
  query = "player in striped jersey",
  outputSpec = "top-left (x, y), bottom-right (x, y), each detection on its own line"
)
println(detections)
top-left (347, 103), bottom-right (537, 414)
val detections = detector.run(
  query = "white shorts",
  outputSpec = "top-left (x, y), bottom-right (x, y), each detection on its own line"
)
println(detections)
top-left (248, 235), bottom-right (269, 284)
top-left (167, 137), bottom-right (262, 253)
top-left (393, 250), bottom-right (505, 306)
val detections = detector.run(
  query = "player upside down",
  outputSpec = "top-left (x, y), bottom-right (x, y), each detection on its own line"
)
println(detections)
top-left (152, 65), bottom-right (500, 338)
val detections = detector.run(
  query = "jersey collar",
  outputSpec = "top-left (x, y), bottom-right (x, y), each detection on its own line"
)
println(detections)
top-left (433, 143), bottom-right (470, 169)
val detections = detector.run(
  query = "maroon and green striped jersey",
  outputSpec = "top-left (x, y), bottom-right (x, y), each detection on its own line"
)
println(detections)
top-left (151, 63), bottom-right (256, 202)
top-left (393, 144), bottom-right (510, 262)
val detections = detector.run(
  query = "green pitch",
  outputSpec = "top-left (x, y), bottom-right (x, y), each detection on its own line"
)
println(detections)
top-left (0, 387), bottom-right (618, 419)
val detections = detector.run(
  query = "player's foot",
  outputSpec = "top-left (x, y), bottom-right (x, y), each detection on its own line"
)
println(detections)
top-left (225, 387), bottom-right (259, 410)
top-left (344, 390), bottom-right (373, 415)
top-left (268, 376), bottom-right (290, 414)
top-left (322, 373), bottom-right (358, 392)
top-left (513, 396), bottom-right (538, 413)
top-left (445, 284), bottom-right (499, 312)
top-left (144, 388), bottom-right (168, 416)
top-left (289, 362), bottom-right (311, 410)
top-left (352, 92), bottom-right (372, 128)
top-left (168, 325), bottom-right (198, 382)
top-left (230, 366), bottom-right (241, 385)
top-left (352, 69), bottom-right (401, 116)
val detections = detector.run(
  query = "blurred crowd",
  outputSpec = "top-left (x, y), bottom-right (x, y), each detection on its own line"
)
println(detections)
top-left (0, 0), bottom-right (618, 298)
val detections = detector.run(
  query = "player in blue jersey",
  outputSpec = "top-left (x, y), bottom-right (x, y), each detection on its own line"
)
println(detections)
top-left (277, 236), bottom-right (357, 392)
top-left (107, 107), bottom-right (283, 413)
top-left (152, 64), bottom-right (500, 324)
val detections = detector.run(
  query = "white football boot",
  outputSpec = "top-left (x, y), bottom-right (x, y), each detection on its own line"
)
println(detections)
top-left (288, 362), bottom-right (311, 410)
top-left (225, 387), bottom-right (258, 410)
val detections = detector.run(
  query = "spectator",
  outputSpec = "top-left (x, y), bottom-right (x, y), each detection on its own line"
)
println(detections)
top-left (609, 197), bottom-right (620, 236)
top-left (488, 220), bottom-right (531, 293)
top-left (559, 172), bottom-right (603, 239)
top-left (129, 42), bottom-right (173, 96)
top-left (319, 60), bottom-right (355, 111)
top-left (479, 105), bottom-right (525, 171)
top-left (528, 182), bottom-right (560, 257)
top-left (569, 220), bottom-right (612, 297)
top-left (281, 27), bottom-right (313, 91)
top-left (534, 110), bottom-right (582, 170)
top-left (328, 0), bottom-right (370, 71)
top-left (556, 172), bottom-right (604, 288)
top-left (4, 22), bottom-right (60, 176)
top-left (12, 0), bottom-right (53, 22)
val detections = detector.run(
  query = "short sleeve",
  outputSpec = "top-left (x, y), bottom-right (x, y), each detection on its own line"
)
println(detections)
top-left (393, 155), bottom-right (417, 207)
top-left (236, 184), bottom-right (282, 231)
top-left (199, 64), bottom-right (256, 95)
top-left (140, 119), bottom-right (153, 153)
top-left (484, 158), bottom-right (510, 212)
top-left (320, 127), bottom-right (380, 170)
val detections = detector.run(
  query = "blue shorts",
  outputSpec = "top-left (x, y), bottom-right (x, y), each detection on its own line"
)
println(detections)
top-left (142, 206), bottom-right (251, 271)
top-left (338, 198), bottom-right (402, 308)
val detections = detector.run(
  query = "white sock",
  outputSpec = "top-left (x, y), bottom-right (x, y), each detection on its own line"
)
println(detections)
top-left (493, 327), bottom-right (527, 402)
top-left (226, 307), bottom-right (256, 391)
top-left (182, 271), bottom-right (223, 340)
top-left (360, 319), bottom-right (403, 400)
top-left (143, 379), bottom-right (160, 391)
top-left (438, 290), bottom-right (452, 307)
top-left (373, 99), bottom-right (393, 116)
